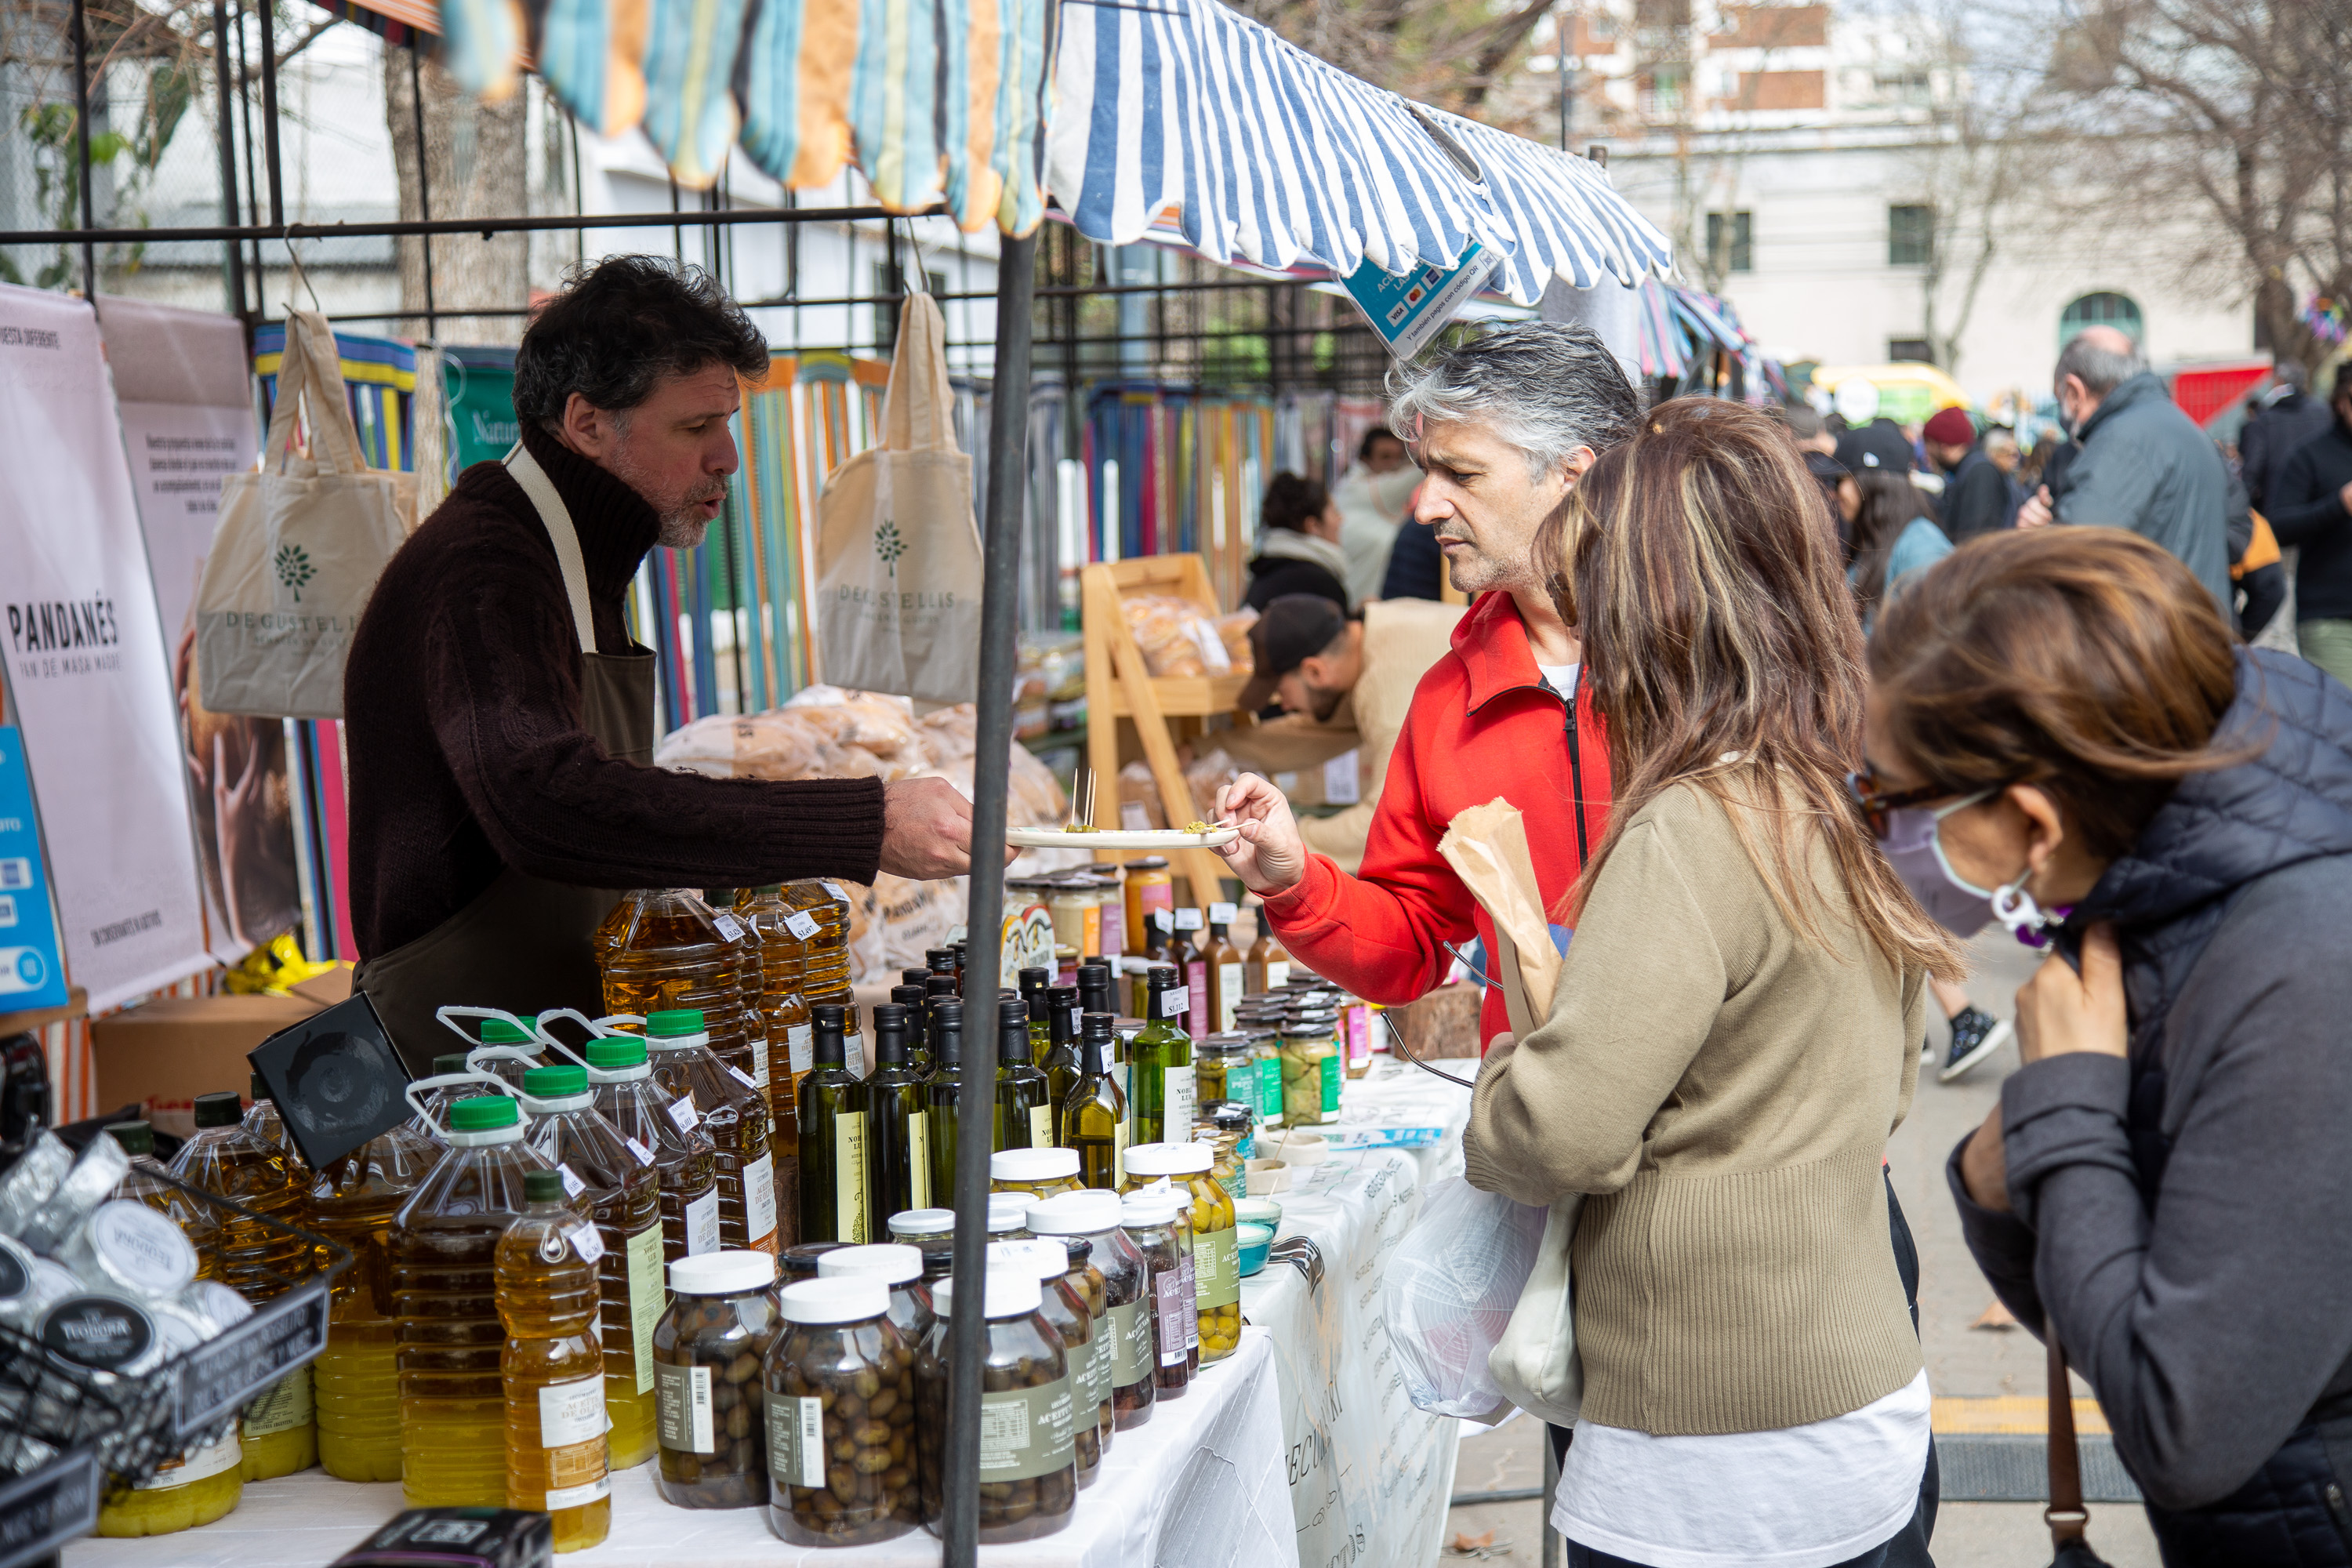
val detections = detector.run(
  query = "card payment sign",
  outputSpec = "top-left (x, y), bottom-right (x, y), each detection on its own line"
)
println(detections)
top-left (0, 728), bottom-right (67, 1007)
top-left (1342, 241), bottom-right (1503, 361)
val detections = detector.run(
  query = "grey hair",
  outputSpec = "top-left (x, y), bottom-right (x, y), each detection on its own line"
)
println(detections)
top-left (1983, 426), bottom-right (2020, 452)
top-left (2054, 329), bottom-right (2147, 397)
top-left (1386, 321), bottom-right (1640, 480)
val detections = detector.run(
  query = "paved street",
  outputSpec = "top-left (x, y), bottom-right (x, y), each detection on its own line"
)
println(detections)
top-left (1432, 928), bottom-right (2162, 1566)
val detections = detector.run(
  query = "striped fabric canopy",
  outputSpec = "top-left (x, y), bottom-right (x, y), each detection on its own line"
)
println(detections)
top-left (1044, 0), bottom-right (1673, 303)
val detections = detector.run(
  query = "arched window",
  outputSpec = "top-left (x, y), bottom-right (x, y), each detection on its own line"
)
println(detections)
top-left (2060, 292), bottom-right (2143, 345)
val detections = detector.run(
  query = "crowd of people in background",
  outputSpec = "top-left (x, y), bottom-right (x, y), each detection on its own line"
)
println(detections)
top-left (1221, 319), bottom-right (2352, 1566)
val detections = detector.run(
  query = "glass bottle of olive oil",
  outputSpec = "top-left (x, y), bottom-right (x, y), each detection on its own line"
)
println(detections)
top-left (1040, 984), bottom-right (1082, 1144)
top-left (864, 1004), bottom-right (929, 1217)
top-left (1062, 1014), bottom-right (1130, 1189)
top-left (993, 997), bottom-right (1051, 1152)
top-left (795, 1004), bottom-right (871, 1244)
top-left (923, 1001), bottom-right (966, 1206)
top-left (1128, 967), bottom-right (1196, 1146)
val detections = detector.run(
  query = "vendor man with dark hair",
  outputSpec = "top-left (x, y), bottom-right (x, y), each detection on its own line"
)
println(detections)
top-left (345, 256), bottom-right (978, 1069)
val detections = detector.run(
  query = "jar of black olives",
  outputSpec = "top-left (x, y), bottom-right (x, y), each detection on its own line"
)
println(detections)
top-left (764, 1276), bottom-right (919, 1547)
top-left (1026, 1189), bottom-right (1148, 1432)
top-left (988, 1240), bottom-right (1102, 1488)
top-left (655, 1250), bottom-right (782, 1508)
top-left (814, 1243), bottom-right (935, 1356)
top-left (915, 1272), bottom-right (1076, 1542)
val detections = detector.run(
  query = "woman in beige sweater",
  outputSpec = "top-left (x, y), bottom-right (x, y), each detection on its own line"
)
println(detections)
top-left (1466, 399), bottom-right (1963, 1568)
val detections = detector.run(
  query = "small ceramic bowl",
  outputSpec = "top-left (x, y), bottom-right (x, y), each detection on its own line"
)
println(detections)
top-left (1245, 1158), bottom-right (1292, 1193)
top-left (1236, 1222), bottom-right (1276, 1277)
top-left (1232, 1196), bottom-right (1283, 1233)
top-left (1268, 1130), bottom-right (1330, 1166)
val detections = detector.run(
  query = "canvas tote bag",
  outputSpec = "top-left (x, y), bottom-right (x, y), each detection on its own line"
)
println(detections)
top-left (814, 291), bottom-right (984, 704)
top-left (196, 307), bottom-right (414, 718)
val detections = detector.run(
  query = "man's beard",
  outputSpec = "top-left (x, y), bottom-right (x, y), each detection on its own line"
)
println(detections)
top-left (654, 488), bottom-right (724, 548)
top-left (1305, 682), bottom-right (1346, 722)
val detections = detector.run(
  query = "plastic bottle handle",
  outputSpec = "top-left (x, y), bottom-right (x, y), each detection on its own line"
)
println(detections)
top-left (402, 1069), bottom-right (521, 1138)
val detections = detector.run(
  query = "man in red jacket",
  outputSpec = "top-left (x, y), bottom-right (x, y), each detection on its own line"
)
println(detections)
top-left (1215, 323), bottom-right (1638, 1047)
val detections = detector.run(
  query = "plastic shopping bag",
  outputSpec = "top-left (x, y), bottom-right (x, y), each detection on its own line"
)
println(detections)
top-left (1383, 1174), bottom-right (1549, 1422)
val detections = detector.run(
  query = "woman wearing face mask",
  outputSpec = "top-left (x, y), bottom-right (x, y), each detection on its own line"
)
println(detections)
top-left (1470, 400), bottom-right (1964, 1568)
top-left (1858, 526), bottom-right (2352, 1561)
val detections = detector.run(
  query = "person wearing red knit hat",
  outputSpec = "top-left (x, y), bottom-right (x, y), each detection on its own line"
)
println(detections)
top-left (1924, 405), bottom-right (2015, 544)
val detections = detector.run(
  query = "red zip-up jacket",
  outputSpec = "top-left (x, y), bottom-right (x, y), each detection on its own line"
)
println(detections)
top-left (1259, 590), bottom-right (1610, 1047)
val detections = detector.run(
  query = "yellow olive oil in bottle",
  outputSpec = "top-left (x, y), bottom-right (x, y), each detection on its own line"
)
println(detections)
top-left (308, 1120), bottom-right (437, 1482)
top-left (644, 1009), bottom-right (779, 1256)
top-left (994, 997), bottom-right (1051, 1152)
top-left (1040, 985), bottom-right (1082, 1143)
top-left (1129, 967), bottom-right (1196, 1146)
top-left (924, 1000), bottom-right (966, 1206)
top-left (736, 884), bottom-right (815, 1232)
top-left (796, 1004), bottom-right (872, 1244)
top-left (498, 1168), bottom-right (612, 1553)
top-left (586, 1032), bottom-right (719, 1265)
top-left (865, 1004), bottom-right (929, 1216)
top-left (596, 888), bottom-right (763, 1086)
top-left (1064, 1014), bottom-right (1131, 1189)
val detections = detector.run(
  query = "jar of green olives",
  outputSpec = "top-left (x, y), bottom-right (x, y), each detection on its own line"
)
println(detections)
top-left (1118, 1190), bottom-right (1194, 1397)
top-left (987, 1240), bottom-right (1102, 1489)
top-left (763, 1276), bottom-right (918, 1547)
top-left (655, 1250), bottom-right (782, 1509)
top-left (915, 1272), bottom-right (1076, 1542)
top-left (1278, 1019), bottom-right (1341, 1127)
top-left (1192, 1033), bottom-right (1255, 1110)
top-left (989, 1147), bottom-right (1082, 1202)
top-left (815, 1243), bottom-right (935, 1355)
top-left (884, 1209), bottom-right (956, 1250)
top-left (1027, 1189), bottom-right (1149, 1430)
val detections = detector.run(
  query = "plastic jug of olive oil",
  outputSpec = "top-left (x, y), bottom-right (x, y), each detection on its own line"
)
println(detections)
top-left (308, 1120), bottom-right (437, 1483)
top-left (595, 889), bottom-right (764, 1086)
top-left (390, 1081), bottom-right (561, 1508)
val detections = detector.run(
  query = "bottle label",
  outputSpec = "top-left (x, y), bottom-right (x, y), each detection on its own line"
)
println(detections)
top-left (908, 1110), bottom-right (932, 1208)
top-left (1164, 1065), bottom-right (1197, 1139)
top-left (625, 1223), bottom-right (663, 1393)
top-left (1217, 964), bottom-right (1244, 1033)
top-left (784, 910), bottom-right (822, 941)
top-left (1114, 1117), bottom-right (1131, 1188)
top-left (978, 1377), bottom-right (1076, 1481)
top-left (1109, 1299), bottom-right (1152, 1385)
top-left (133, 1432), bottom-right (241, 1491)
top-left (766, 1390), bottom-right (828, 1488)
top-left (744, 1152), bottom-right (779, 1251)
top-left (1183, 960), bottom-right (1208, 1031)
top-left (821, 881), bottom-right (849, 905)
top-left (1158, 985), bottom-right (1189, 1020)
top-left (1174, 907), bottom-right (1203, 931)
top-left (1090, 1319), bottom-right (1116, 1416)
top-left (1260, 1058), bottom-right (1285, 1122)
top-left (787, 1024), bottom-right (814, 1076)
top-left (837, 1112), bottom-right (872, 1243)
top-left (563, 1221), bottom-right (605, 1266)
top-left (656, 1361), bottom-right (714, 1453)
top-left (668, 1095), bottom-right (699, 1134)
top-left (543, 1473), bottom-right (612, 1511)
top-left (241, 1368), bottom-right (312, 1436)
top-left (749, 1036), bottom-right (770, 1091)
top-left (1209, 901), bottom-right (1237, 925)
top-left (1192, 1226), bottom-right (1240, 1309)
top-left (713, 913), bottom-right (746, 942)
top-left (1321, 1052), bottom-right (1341, 1115)
top-left (1265, 960), bottom-right (1290, 991)
top-left (1029, 1105), bottom-right (1054, 1149)
top-left (538, 1373), bottom-right (606, 1449)
top-left (683, 1189), bottom-right (721, 1256)
top-left (1180, 1245), bottom-right (1199, 1348)
top-left (1099, 902), bottom-right (1124, 958)
top-left (730, 1062), bottom-right (761, 1091)
top-left (1152, 1269), bottom-right (1189, 1366)
top-left (625, 1136), bottom-right (655, 1167)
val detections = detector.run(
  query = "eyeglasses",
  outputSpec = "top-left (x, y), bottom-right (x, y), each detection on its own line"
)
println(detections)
top-left (1846, 767), bottom-right (1976, 837)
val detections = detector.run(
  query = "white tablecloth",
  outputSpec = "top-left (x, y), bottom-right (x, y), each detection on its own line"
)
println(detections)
top-left (1242, 1062), bottom-right (1474, 1568)
top-left (66, 1330), bottom-right (1293, 1568)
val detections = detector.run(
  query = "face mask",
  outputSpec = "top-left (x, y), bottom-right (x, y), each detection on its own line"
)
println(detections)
top-left (1880, 800), bottom-right (1996, 937)
top-left (1919, 793), bottom-right (2072, 949)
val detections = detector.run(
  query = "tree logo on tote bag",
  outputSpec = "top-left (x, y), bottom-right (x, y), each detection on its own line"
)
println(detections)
top-left (273, 543), bottom-right (317, 601)
top-left (874, 519), bottom-right (906, 579)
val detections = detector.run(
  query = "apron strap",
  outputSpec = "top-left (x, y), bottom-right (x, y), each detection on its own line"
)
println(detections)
top-left (505, 441), bottom-right (597, 655)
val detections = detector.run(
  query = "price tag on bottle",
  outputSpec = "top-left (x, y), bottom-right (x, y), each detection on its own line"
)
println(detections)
top-left (728, 1064), bottom-right (759, 1091)
top-left (625, 1137), bottom-right (655, 1167)
top-left (1210, 902), bottom-right (1237, 925)
top-left (713, 913), bottom-right (745, 942)
top-left (557, 1163), bottom-right (586, 1200)
top-left (1174, 907), bottom-right (1203, 931)
top-left (563, 1221), bottom-right (605, 1266)
top-left (822, 882), bottom-right (850, 906)
top-left (668, 1094), bottom-right (699, 1134)
top-left (784, 911), bottom-right (822, 941)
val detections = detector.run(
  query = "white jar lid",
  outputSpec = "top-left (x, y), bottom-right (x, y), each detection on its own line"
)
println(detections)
top-left (985, 1239), bottom-right (1069, 1282)
top-left (670, 1250), bottom-right (776, 1295)
top-left (1123, 1142), bottom-right (1213, 1177)
top-left (985, 1194), bottom-right (1032, 1232)
top-left (990, 1147), bottom-right (1080, 1182)
top-left (780, 1276), bottom-right (888, 1325)
top-left (1120, 1192), bottom-right (1185, 1228)
top-left (1025, 1190), bottom-right (1123, 1236)
top-left (931, 1270), bottom-right (1043, 1319)
top-left (887, 1208), bottom-right (956, 1237)
top-left (817, 1243), bottom-right (922, 1287)
top-left (183, 1279), bottom-right (252, 1334)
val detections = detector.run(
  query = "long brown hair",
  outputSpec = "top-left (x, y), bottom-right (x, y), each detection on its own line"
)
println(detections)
top-left (1847, 470), bottom-right (1933, 616)
top-left (1536, 397), bottom-right (1963, 979)
top-left (1868, 528), bottom-right (2241, 860)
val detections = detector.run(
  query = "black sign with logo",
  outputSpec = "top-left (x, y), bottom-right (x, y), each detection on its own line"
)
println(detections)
top-left (39, 1294), bottom-right (154, 1371)
top-left (0, 1448), bottom-right (100, 1563)
top-left (172, 1281), bottom-right (331, 1439)
top-left (249, 990), bottom-right (412, 1168)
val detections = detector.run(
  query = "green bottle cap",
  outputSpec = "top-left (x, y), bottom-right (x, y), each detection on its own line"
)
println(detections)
top-left (249, 1073), bottom-right (270, 1105)
top-left (524, 1169), bottom-right (568, 1203)
top-left (193, 1091), bottom-right (243, 1129)
top-left (585, 1037), bottom-right (648, 1069)
top-left (105, 1120), bottom-right (154, 1156)
top-left (480, 1017), bottom-right (537, 1044)
top-left (645, 1009), bottom-right (706, 1039)
top-left (524, 1065), bottom-right (589, 1098)
top-left (432, 1052), bottom-right (473, 1076)
top-left (448, 1095), bottom-right (519, 1131)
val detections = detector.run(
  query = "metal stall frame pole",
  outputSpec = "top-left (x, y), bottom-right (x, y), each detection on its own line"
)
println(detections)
top-left (408, 44), bottom-right (437, 334)
top-left (256, 0), bottom-right (282, 226)
top-left (944, 226), bottom-right (1039, 1568)
top-left (209, 0), bottom-right (248, 318)
top-left (69, 0), bottom-right (94, 300)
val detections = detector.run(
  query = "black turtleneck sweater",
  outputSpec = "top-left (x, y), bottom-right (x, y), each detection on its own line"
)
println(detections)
top-left (344, 423), bottom-right (886, 958)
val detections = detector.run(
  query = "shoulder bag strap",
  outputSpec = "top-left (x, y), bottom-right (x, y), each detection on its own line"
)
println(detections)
top-left (2047, 1334), bottom-right (2092, 1549)
top-left (503, 442), bottom-right (597, 656)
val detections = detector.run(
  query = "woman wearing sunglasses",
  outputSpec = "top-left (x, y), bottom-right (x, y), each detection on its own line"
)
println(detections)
top-left (1861, 526), bottom-right (2352, 1560)
top-left (1466, 399), bottom-right (1962, 1568)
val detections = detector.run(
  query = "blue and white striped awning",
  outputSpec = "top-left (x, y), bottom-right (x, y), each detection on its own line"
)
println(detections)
top-left (1044, 0), bottom-right (1675, 305)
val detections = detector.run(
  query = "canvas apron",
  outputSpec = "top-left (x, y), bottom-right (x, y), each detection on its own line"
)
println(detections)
top-left (354, 445), bottom-right (654, 1074)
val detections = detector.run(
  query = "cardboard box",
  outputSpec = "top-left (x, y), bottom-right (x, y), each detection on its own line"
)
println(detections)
top-left (1389, 982), bottom-right (1481, 1060)
top-left (285, 962), bottom-right (356, 1011)
top-left (93, 993), bottom-right (326, 1125)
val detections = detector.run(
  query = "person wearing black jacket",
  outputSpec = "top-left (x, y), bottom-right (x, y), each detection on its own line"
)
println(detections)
top-left (2241, 362), bottom-right (2336, 515)
top-left (1244, 471), bottom-right (1352, 612)
top-left (1922, 406), bottom-right (2012, 543)
top-left (2268, 363), bottom-right (2352, 688)
top-left (1860, 527), bottom-right (2352, 1562)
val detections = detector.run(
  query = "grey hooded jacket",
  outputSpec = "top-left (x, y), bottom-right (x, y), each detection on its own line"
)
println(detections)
top-left (2051, 370), bottom-right (2233, 609)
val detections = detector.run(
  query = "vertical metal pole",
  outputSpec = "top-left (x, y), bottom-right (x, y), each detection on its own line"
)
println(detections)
top-left (408, 46), bottom-right (436, 334)
top-left (1541, 1432), bottom-right (1561, 1568)
top-left (256, 0), bottom-right (283, 227)
top-left (234, 1), bottom-right (263, 296)
top-left (1555, 4), bottom-right (1572, 152)
top-left (210, 0), bottom-right (248, 318)
top-left (944, 227), bottom-right (1037, 1568)
top-left (68, 0), bottom-right (95, 300)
